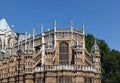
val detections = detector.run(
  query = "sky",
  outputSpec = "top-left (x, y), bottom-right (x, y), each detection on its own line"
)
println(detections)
top-left (0, 0), bottom-right (120, 51)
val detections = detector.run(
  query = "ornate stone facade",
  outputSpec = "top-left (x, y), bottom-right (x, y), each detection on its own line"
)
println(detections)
top-left (0, 18), bottom-right (101, 83)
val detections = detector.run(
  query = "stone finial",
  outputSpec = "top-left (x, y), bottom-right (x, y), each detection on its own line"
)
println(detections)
top-left (91, 39), bottom-right (100, 55)
top-left (33, 28), bottom-right (35, 51)
top-left (82, 22), bottom-right (84, 35)
top-left (70, 19), bottom-right (73, 31)
top-left (54, 19), bottom-right (56, 32)
top-left (41, 24), bottom-right (43, 34)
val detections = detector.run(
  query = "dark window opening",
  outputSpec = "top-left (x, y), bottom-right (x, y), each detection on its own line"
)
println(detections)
top-left (84, 77), bottom-right (92, 83)
top-left (59, 42), bottom-right (69, 64)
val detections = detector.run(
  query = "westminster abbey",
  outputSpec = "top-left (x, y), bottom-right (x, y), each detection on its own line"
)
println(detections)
top-left (0, 18), bottom-right (101, 83)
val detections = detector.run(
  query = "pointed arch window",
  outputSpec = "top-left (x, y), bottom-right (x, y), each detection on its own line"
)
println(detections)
top-left (59, 42), bottom-right (69, 64)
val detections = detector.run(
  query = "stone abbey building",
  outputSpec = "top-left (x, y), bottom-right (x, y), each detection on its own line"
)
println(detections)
top-left (0, 18), bottom-right (101, 83)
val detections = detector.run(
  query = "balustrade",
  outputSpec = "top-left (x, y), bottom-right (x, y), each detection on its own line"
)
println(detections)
top-left (33, 65), bottom-right (96, 72)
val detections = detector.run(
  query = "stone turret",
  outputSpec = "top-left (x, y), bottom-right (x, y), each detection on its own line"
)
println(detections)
top-left (91, 39), bottom-right (100, 55)
top-left (73, 24), bottom-right (85, 70)
top-left (91, 39), bottom-right (101, 73)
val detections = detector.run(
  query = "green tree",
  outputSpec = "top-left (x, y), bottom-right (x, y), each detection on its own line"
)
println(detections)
top-left (85, 34), bottom-right (94, 52)
top-left (85, 34), bottom-right (120, 83)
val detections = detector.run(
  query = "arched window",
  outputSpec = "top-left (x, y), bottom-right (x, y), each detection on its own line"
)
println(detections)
top-left (59, 42), bottom-right (69, 64)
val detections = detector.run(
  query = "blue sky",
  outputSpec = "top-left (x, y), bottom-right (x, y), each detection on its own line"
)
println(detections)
top-left (0, 0), bottom-right (120, 51)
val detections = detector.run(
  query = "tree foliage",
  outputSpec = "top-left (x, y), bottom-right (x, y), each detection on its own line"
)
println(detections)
top-left (85, 34), bottom-right (120, 83)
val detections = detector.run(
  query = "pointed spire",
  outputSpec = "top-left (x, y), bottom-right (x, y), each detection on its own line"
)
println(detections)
top-left (94, 39), bottom-right (99, 51)
top-left (70, 19), bottom-right (74, 42)
top-left (54, 19), bottom-right (56, 48)
top-left (10, 25), bottom-right (16, 39)
top-left (11, 25), bottom-right (15, 35)
top-left (41, 29), bottom-right (45, 65)
top-left (41, 24), bottom-right (43, 34)
top-left (91, 38), bottom-right (100, 54)
top-left (33, 28), bottom-right (35, 51)
top-left (25, 32), bottom-right (28, 52)
top-left (82, 22), bottom-right (85, 48)
top-left (25, 32), bottom-right (27, 36)
top-left (54, 19), bottom-right (56, 32)
top-left (11, 25), bottom-right (14, 31)
top-left (76, 33), bottom-right (79, 46)
top-left (82, 22), bottom-right (84, 35)
top-left (94, 39), bottom-right (97, 45)
top-left (33, 28), bottom-right (35, 37)
top-left (70, 18), bottom-right (73, 31)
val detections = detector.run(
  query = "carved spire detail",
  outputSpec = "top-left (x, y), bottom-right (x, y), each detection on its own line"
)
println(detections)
top-left (41, 24), bottom-right (43, 34)
top-left (91, 39), bottom-right (100, 55)
top-left (82, 22), bottom-right (84, 35)
top-left (33, 28), bottom-right (35, 51)
top-left (70, 19), bottom-right (73, 32)
top-left (54, 19), bottom-right (56, 32)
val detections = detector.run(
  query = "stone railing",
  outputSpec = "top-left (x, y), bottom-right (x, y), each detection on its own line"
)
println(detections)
top-left (83, 66), bottom-right (96, 72)
top-left (53, 65), bottom-right (75, 70)
top-left (33, 66), bottom-right (44, 72)
top-left (33, 65), bottom-right (96, 72)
